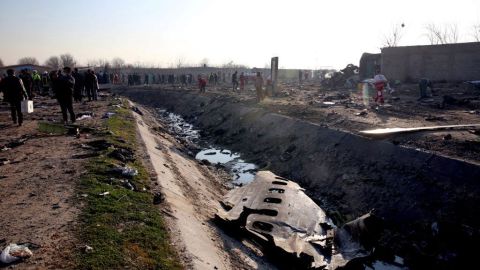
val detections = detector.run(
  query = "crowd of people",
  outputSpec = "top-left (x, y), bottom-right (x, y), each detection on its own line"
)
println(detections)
top-left (0, 67), bottom-right (103, 127)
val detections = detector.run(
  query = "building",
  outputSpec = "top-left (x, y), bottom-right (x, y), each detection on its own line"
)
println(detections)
top-left (360, 42), bottom-right (480, 82)
top-left (0, 64), bottom-right (51, 75)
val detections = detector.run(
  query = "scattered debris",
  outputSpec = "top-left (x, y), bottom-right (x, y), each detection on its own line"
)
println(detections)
top-left (360, 124), bottom-right (480, 137)
top-left (110, 166), bottom-right (138, 178)
top-left (76, 112), bottom-right (95, 121)
top-left (153, 192), bottom-right (164, 205)
top-left (83, 245), bottom-right (93, 253)
top-left (322, 101), bottom-right (336, 105)
top-left (108, 148), bottom-right (135, 162)
top-left (0, 158), bottom-right (10, 166)
top-left (0, 243), bottom-right (33, 265)
top-left (102, 112), bottom-right (116, 119)
top-left (217, 171), bottom-right (382, 269)
top-left (355, 111), bottom-right (368, 116)
top-left (131, 106), bottom-right (144, 115)
top-left (425, 116), bottom-right (446, 121)
top-left (98, 191), bottom-right (110, 196)
top-left (86, 139), bottom-right (113, 150)
top-left (2, 136), bottom-right (29, 150)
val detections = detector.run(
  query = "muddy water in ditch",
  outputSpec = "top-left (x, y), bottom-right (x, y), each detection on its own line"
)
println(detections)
top-left (156, 109), bottom-right (406, 270)
top-left (157, 109), bottom-right (257, 186)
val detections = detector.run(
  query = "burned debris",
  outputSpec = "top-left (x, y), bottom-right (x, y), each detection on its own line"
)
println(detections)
top-left (216, 171), bottom-right (382, 269)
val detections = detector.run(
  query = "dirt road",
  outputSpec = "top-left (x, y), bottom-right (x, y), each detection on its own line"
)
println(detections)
top-left (0, 97), bottom-right (108, 268)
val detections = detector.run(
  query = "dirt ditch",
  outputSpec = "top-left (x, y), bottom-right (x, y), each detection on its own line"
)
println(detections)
top-left (119, 88), bottom-right (480, 269)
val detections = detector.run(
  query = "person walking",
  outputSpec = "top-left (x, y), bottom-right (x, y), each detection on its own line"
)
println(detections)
top-left (254, 72), bottom-right (264, 102)
top-left (232, 71), bottom-right (238, 91)
top-left (55, 67), bottom-right (76, 124)
top-left (72, 68), bottom-right (84, 102)
top-left (0, 69), bottom-right (28, 126)
top-left (19, 69), bottom-right (33, 100)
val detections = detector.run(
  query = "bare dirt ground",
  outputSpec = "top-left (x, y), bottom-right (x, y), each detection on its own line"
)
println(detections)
top-left (146, 80), bottom-right (480, 164)
top-left (0, 96), bottom-right (109, 269)
top-left (131, 101), bottom-right (277, 270)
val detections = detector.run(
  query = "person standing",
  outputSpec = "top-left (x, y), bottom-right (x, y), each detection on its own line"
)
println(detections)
top-left (239, 72), bottom-right (245, 91)
top-left (92, 70), bottom-right (99, 100)
top-left (84, 69), bottom-right (94, 101)
top-left (232, 71), bottom-right (238, 91)
top-left (198, 75), bottom-right (206, 93)
top-left (32, 70), bottom-right (41, 94)
top-left (373, 69), bottom-right (388, 105)
top-left (19, 69), bottom-right (33, 100)
top-left (418, 78), bottom-right (433, 100)
top-left (55, 67), bottom-right (76, 124)
top-left (0, 69), bottom-right (29, 126)
top-left (72, 68), bottom-right (84, 102)
top-left (41, 71), bottom-right (50, 96)
top-left (254, 72), bottom-right (264, 102)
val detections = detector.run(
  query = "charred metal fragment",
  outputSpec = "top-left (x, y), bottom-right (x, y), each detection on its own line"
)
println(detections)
top-left (216, 171), bottom-right (381, 269)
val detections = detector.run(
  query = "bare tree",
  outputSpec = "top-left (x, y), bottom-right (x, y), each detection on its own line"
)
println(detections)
top-left (111, 57), bottom-right (125, 69)
top-left (45, 56), bottom-right (61, 69)
top-left (425, 23), bottom-right (460, 44)
top-left (383, 24), bottom-right (404, 47)
top-left (0, 58), bottom-right (4, 67)
top-left (60, 53), bottom-right (76, 68)
top-left (473, 24), bottom-right (480, 42)
top-left (176, 57), bottom-right (185, 68)
top-left (18, 57), bottom-right (39, 65)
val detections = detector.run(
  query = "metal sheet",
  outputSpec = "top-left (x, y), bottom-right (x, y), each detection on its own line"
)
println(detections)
top-left (217, 171), bottom-right (375, 269)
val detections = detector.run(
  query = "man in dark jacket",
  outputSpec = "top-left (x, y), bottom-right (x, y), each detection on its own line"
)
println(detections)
top-left (19, 69), bottom-right (33, 100)
top-left (0, 69), bottom-right (28, 126)
top-left (72, 68), bottom-right (84, 102)
top-left (55, 67), bottom-right (76, 124)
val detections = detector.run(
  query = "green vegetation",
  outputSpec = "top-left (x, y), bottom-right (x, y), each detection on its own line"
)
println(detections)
top-left (38, 122), bottom-right (68, 135)
top-left (77, 101), bottom-right (182, 270)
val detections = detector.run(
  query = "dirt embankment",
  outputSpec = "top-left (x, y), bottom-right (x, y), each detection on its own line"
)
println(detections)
top-left (120, 87), bottom-right (480, 269)
top-left (131, 101), bottom-right (278, 270)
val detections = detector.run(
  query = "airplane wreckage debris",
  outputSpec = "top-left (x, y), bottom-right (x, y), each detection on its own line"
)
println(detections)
top-left (216, 171), bottom-right (382, 269)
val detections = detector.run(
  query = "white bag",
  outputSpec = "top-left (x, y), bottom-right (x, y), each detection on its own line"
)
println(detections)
top-left (0, 243), bottom-right (33, 264)
top-left (21, 100), bottom-right (34, 113)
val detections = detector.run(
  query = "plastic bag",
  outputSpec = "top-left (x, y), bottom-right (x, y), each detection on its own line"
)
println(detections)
top-left (0, 243), bottom-right (33, 264)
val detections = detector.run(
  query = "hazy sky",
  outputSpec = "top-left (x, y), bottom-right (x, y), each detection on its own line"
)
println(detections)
top-left (0, 0), bottom-right (479, 69)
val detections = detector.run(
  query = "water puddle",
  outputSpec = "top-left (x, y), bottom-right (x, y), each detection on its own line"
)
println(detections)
top-left (156, 109), bottom-right (257, 185)
top-left (196, 148), bottom-right (257, 186)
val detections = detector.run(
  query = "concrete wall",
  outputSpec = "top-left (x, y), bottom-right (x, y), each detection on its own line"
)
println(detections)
top-left (381, 42), bottom-right (480, 82)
